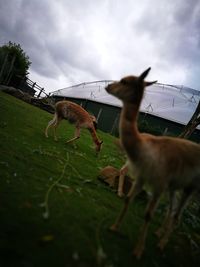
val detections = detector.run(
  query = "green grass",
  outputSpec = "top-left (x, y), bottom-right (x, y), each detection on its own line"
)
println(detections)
top-left (0, 91), bottom-right (200, 267)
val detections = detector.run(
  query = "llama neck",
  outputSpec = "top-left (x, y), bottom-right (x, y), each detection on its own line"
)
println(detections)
top-left (89, 127), bottom-right (101, 146)
top-left (119, 103), bottom-right (141, 159)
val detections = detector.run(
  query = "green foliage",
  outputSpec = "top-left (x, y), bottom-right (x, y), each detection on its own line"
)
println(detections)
top-left (0, 91), bottom-right (200, 267)
top-left (0, 41), bottom-right (31, 86)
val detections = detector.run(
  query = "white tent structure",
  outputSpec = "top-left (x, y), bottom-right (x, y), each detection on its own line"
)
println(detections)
top-left (51, 80), bottom-right (200, 127)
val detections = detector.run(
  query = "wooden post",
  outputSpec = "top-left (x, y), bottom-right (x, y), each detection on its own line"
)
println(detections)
top-left (179, 100), bottom-right (200, 138)
top-left (37, 88), bottom-right (44, 98)
top-left (32, 82), bottom-right (36, 89)
top-left (110, 113), bottom-right (120, 135)
top-left (96, 108), bottom-right (103, 122)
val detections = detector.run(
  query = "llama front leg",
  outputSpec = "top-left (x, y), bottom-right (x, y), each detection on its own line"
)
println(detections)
top-left (110, 178), bottom-right (143, 232)
top-left (133, 192), bottom-right (161, 259)
top-left (66, 127), bottom-right (81, 144)
top-left (118, 163), bottom-right (129, 197)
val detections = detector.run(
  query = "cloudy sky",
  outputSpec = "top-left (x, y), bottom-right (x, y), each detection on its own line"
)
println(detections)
top-left (0, 0), bottom-right (200, 93)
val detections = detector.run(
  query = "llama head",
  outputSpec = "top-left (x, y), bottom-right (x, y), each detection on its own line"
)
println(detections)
top-left (105, 67), bottom-right (157, 104)
top-left (95, 140), bottom-right (103, 154)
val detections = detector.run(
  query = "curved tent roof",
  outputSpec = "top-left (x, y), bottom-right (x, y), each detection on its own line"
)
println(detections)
top-left (51, 80), bottom-right (200, 127)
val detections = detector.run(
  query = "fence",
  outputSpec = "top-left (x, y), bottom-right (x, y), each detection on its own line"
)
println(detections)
top-left (0, 51), bottom-right (48, 98)
top-left (19, 76), bottom-right (48, 98)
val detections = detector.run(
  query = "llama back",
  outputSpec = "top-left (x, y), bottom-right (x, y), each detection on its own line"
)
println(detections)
top-left (136, 134), bottom-right (200, 191)
top-left (55, 101), bottom-right (93, 127)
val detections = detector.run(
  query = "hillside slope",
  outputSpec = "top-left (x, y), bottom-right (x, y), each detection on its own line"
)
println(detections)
top-left (0, 91), bottom-right (199, 267)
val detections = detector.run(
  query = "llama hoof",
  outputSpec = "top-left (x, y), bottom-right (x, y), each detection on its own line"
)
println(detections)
top-left (65, 140), bottom-right (72, 144)
top-left (109, 224), bottom-right (119, 232)
top-left (133, 243), bottom-right (144, 260)
top-left (133, 247), bottom-right (143, 260)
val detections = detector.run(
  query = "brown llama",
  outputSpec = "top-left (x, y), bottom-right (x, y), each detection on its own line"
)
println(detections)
top-left (105, 68), bottom-right (200, 259)
top-left (45, 100), bottom-right (103, 153)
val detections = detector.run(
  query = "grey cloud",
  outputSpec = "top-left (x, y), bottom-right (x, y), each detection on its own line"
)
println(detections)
top-left (134, 0), bottom-right (200, 65)
top-left (0, 0), bottom-right (200, 90)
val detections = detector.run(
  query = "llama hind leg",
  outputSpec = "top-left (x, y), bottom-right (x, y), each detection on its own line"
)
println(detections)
top-left (45, 118), bottom-right (55, 138)
top-left (65, 127), bottom-right (81, 144)
top-left (155, 191), bottom-right (177, 238)
top-left (52, 117), bottom-right (62, 141)
top-left (158, 190), bottom-right (192, 250)
top-left (133, 192), bottom-right (161, 259)
top-left (45, 114), bottom-right (61, 141)
top-left (110, 178), bottom-right (143, 232)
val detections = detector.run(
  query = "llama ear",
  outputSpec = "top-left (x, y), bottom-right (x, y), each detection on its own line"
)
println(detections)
top-left (145, 80), bottom-right (157, 87)
top-left (139, 67), bottom-right (151, 81)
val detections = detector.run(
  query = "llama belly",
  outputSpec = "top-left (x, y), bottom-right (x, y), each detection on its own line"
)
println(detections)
top-left (68, 117), bottom-right (77, 124)
top-left (126, 159), bottom-right (143, 180)
top-left (80, 121), bottom-right (93, 129)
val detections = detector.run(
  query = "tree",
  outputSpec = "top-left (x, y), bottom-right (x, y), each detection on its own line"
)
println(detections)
top-left (179, 100), bottom-right (200, 139)
top-left (0, 41), bottom-right (31, 87)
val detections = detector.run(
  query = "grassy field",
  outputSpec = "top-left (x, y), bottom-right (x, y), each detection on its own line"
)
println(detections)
top-left (0, 91), bottom-right (200, 267)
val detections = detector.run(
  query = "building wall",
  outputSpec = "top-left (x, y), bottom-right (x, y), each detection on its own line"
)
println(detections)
top-left (53, 96), bottom-right (200, 142)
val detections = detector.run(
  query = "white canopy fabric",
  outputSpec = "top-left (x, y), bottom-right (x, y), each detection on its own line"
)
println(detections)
top-left (51, 81), bottom-right (200, 126)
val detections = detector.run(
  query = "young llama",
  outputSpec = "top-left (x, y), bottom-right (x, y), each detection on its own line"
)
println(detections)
top-left (105, 67), bottom-right (200, 259)
top-left (45, 100), bottom-right (103, 153)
